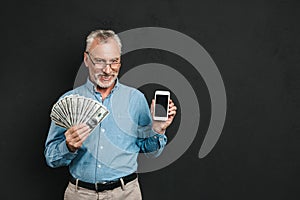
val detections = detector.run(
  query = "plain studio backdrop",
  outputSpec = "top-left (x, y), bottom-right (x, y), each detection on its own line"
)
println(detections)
top-left (0, 0), bottom-right (299, 199)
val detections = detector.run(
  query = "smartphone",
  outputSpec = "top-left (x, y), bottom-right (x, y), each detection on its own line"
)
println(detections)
top-left (153, 90), bottom-right (170, 121)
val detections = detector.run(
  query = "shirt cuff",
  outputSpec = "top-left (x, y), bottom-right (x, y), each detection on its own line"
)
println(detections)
top-left (152, 133), bottom-right (167, 149)
top-left (58, 141), bottom-right (78, 159)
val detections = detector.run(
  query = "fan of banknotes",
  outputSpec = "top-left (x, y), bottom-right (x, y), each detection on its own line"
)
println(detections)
top-left (50, 94), bottom-right (109, 130)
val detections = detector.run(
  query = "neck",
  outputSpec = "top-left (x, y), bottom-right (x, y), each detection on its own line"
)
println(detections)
top-left (96, 82), bottom-right (115, 101)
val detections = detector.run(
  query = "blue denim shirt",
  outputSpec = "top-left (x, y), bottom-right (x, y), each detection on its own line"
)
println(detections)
top-left (44, 79), bottom-right (167, 183)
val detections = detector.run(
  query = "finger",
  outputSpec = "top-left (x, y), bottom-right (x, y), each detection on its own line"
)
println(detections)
top-left (70, 124), bottom-right (90, 138)
top-left (75, 132), bottom-right (90, 148)
top-left (69, 130), bottom-right (88, 145)
top-left (77, 125), bottom-right (90, 135)
top-left (65, 128), bottom-right (77, 141)
top-left (69, 134), bottom-right (81, 143)
top-left (150, 99), bottom-right (155, 115)
top-left (168, 106), bottom-right (177, 114)
top-left (66, 125), bottom-right (89, 143)
top-left (169, 105), bottom-right (177, 110)
top-left (71, 141), bottom-right (81, 150)
top-left (65, 126), bottom-right (75, 136)
top-left (168, 110), bottom-right (176, 116)
top-left (65, 124), bottom-right (82, 137)
top-left (167, 115), bottom-right (174, 123)
top-left (169, 99), bottom-right (175, 108)
top-left (80, 131), bottom-right (90, 142)
top-left (169, 102), bottom-right (174, 108)
top-left (71, 132), bottom-right (90, 145)
top-left (72, 123), bottom-right (89, 133)
top-left (78, 128), bottom-right (91, 139)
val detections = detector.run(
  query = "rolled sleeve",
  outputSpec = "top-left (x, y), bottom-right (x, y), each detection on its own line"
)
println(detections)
top-left (44, 122), bottom-right (78, 168)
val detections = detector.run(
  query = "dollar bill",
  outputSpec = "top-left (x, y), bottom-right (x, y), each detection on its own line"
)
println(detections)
top-left (86, 106), bottom-right (110, 130)
top-left (50, 94), bottom-right (109, 130)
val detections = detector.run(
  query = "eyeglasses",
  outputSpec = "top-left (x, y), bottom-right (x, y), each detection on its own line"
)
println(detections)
top-left (85, 51), bottom-right (121, 69)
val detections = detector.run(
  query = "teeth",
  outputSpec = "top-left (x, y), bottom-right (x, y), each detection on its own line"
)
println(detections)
top-left (101, 76), bottom-right (110, 80)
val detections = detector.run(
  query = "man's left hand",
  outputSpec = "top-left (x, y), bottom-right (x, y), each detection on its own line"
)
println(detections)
top-left (151, 99), bottom-right (177, 134)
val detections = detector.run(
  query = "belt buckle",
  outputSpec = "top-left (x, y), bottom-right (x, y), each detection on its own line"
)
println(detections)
top-left (95, 181), bottom-right (110, 192)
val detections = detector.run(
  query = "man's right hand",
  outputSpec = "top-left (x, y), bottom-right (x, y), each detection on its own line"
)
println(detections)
top-left (65, 124), bottom-right (91, 152)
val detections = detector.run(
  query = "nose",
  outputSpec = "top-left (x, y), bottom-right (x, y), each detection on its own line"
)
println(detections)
top-left (102, 63), bottom-right (113, 73)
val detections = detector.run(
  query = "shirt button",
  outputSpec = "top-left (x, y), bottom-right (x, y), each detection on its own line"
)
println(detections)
top-left (154, 136), bottom-right (157, 139)
top-left (98, 164), bottom-right (101, 168)
top-left (101, 128), bottom-right (105, 132)
top-left (100, 146), bottom-right (103, 149)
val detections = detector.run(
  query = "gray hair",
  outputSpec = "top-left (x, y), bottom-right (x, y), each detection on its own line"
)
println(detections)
top-left (85, 29), bottom-right (122, 53)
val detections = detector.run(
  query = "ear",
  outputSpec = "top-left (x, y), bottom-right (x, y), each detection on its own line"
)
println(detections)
top-left (83, 52), bottom-right (89, 68)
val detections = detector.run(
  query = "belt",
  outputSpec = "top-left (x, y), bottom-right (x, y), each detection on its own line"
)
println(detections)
top-left (69, 173), bottom-right (137, 192)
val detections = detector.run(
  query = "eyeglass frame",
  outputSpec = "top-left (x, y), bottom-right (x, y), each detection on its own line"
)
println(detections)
top-left (85, 51), bottom-right (121, 69)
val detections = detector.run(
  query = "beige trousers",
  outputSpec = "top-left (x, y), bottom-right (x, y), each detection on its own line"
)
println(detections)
top-left (64, 178), bottom-right (142, 200)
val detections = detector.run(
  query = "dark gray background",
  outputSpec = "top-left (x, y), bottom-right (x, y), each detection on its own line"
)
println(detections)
top-left (0, 0), bottom-right (299, 199)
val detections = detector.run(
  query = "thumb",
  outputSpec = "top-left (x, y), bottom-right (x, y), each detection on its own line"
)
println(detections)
top-left (150, 99), bottom-right (155, 115)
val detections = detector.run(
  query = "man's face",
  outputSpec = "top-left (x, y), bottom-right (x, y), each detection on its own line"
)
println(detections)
top-left (84, 38), bottom-right (121, 89)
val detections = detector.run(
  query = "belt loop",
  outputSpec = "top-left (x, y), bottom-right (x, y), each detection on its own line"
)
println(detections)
top-left (95, 182), bottom-right (98, 192)
top-left (120, 178), bottom-right (125, 191)
top-left (75, 179), bottom-right (79, 192)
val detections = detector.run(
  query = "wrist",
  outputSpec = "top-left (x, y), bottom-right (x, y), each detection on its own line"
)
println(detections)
top-left (66, 142), bottom-right (77, 153)
top-left (152, 127), bottom-right (166, 134)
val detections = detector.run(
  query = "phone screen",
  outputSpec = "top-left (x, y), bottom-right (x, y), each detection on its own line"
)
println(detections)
top-left (155, 95), bottom-right (169, 117)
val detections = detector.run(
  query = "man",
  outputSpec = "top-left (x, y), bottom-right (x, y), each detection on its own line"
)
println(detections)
top-left (44, 30), bottom-right (177, 200)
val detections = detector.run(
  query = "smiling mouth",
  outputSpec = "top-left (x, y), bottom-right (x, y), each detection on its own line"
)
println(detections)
top-left (99, 74), bottom-right (114, 81)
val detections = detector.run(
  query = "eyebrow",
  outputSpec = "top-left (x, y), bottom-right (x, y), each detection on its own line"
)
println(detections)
top-left (93, 56), bottom-right (120, 61)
